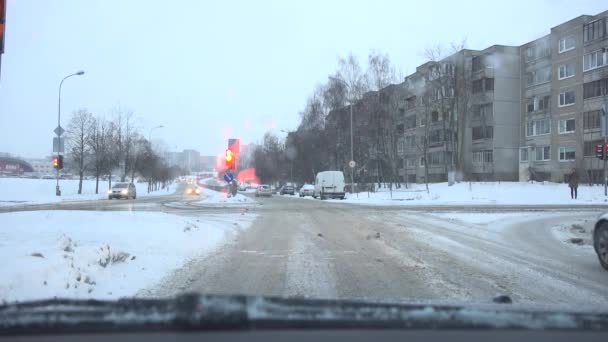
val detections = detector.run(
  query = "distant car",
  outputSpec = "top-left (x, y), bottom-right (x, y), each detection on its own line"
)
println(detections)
top-left (41, 175), bottom-right (54, 180)
top-left (108, 182), bottom-right (137, 200)
top-left (255, 184), bottom-right (272, 197)
top-left (185, 185), bottom-right (201, 196)
top-left (280, 184), bottom-right (295, 195)
top-left (238, 183), bottom-right (247, 191)
top-left (299, 184), bottom-right (314, 197)
top-left (593, 214), bottom-right (608, 271)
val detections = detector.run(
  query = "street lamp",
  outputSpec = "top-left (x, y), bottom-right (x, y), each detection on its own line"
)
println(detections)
top-left (148, 125), bottom-right (164, 142)
top-left (56, 70), bottom-right (85, 196)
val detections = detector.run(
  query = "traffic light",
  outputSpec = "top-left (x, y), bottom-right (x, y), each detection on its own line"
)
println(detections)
top-left (225, 149), bottom-right (234, 169)
top-left (597, 144), bottom-right (606, 160)
top-left (53, 156), bottom-right (64, 169)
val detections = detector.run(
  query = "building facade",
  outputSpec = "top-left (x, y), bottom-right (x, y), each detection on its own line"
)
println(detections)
top-left (519, 10), bottom-right (608, 183)
top-left (327, 10), bottom-right (608, 184)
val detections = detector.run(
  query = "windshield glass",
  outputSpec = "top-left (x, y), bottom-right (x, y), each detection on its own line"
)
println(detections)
top-left (1, 0), bottom-right (608, 333)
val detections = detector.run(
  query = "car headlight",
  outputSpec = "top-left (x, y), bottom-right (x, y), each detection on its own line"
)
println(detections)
top-left (187, 188), bottom-right (192, 194)
top-left (195, 189), bottom-right (200, 194)
top-left (107, 190), bottom-right (112, 194)
top-left (121, 189), bottom-right (128, 194)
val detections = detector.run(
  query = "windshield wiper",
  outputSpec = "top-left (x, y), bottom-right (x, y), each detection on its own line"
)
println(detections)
top-left (1, 294), bottom-right (608, 335)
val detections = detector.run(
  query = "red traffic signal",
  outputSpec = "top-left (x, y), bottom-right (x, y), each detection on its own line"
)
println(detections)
top-left (225, 149), bottom-right (234, 169)
top-left (597, 144), bottom-right (607, 160)
top-left (53, 155), bottom-right (64, 169)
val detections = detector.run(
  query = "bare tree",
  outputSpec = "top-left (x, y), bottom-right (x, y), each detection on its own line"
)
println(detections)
top-left (366, 50), bottom-right (398, 91)
top-left (87, 117), bottom-right (116, 194)
top-left (323, 76), bottom-right (347, 113)
top-left (112, 107), bottom-right (138, 182)
top-left (66, 109), bottom-right (94, 194)
top-left (336, 53), bottom-right (369, 103)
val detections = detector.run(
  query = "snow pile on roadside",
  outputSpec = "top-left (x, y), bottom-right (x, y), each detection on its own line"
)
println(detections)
top-left (0, 210), bottom-right (256, 302)
top-left (0, 178), bottom-right (176, 206)
top-left (197, 188), bottom-right (253, 204)
top-left (330, 182), bottom-right (608, 206)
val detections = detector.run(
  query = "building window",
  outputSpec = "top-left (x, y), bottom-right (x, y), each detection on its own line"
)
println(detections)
top-left (405, 135), bottom-right (416, 148)
top-left (472, 150), bottom-right (493, 164)
top-left (583, 78), bottom-right (608, 99)
top-left (527, 118), bottom-right (551, 136)
top-left (527, 95), bottom-right (550, 113)
top-left (406, 96), bottom-right (416, 110)
top-left (420, 157), bottom-right (425, 167)
top-left (472, 56), bottom-right (483, 72)
top-left (558, 35), bottom-right (576, 53)
top-left (583, 49), bottom-right (606, 71)
top-left (526, 66), bottom-right (551, 87)
top-left (404, 115), bottom-right (416, 129)
top-left (583, 110), bottom-right (601, 130)
top-left (534, 146), bottom-right (551, 161)
top-left (559, 146), bottom-right (576, 161)
top-left (419, 115), bottom-right (426, 127)
top-left (525, 40), bottom-right (551, 62)
top-left (397, 124), bottom-right (404, 134)
top-left (397, 139), bottom-right (405, 153)
top-left (431, 111), bottom-right (440, 123)
top-left (558, 118), bottom-right (576, 134)
top-left (583, 18), bottom-right (606, 43)
top-left (429, 129), bottom-right (445, 145)
top-left (558, 90), bottom-right (575, 107)
top-left (585, 140), bottom-right (603, 156)
top-left (520, 147), bottom-right (529, 162)
top-left (558, 63), bottom-right (575, 79)
top-left (472, 126), bottom-right (493, 141)
top-left (485, 78), bottom-right (494, 91)
top-left (406, 158), bottom-right (416, 167)
top-left (398, 109), bottom-right (405, 118)
top-left (472, 79), bottom-right (483, 93)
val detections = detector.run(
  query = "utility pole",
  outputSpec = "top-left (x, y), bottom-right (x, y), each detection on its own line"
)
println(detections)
top-left (603, 104), bottom-right (607, 196)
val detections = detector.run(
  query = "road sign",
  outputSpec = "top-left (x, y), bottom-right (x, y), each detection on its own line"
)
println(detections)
top-left (349, 160), bottom-right (356, 168)
top-left (54, 125), bottom-right (65, 136)
top-left (52, 137), bottom-right (64, 153)
top-left (224, 171), bottom-right (234, 183)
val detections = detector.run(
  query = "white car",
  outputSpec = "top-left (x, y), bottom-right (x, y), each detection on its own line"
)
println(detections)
top-left (593, 214), bottom-right (608, 271)
top-left (108, 182), bottom-right (137, 200)
top-left (299, 184), bottom-right (314, 197)
top-left (255, 184), bottom-right (273, 197)
top-left (313, 171), bottom-right (346, 200)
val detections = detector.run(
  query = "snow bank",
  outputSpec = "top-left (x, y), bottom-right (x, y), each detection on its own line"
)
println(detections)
top-left (0, 210), bottom-right (256, 302)
top-left (0, 178), bottom-right (176, 206)
top-left (324, 182), bottom-right (608, 206)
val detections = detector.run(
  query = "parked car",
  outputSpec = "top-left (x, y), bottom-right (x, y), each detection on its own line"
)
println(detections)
top-left (299, 184), bottom-right (314, 197)
top-left (280, 184), bottom-right (295, 195)
top-left (593, 214), bottom-right (608, 271)
top-left (108, 182), bottom-right (137, 200)
top-left (255, 184), bottom-right (272, 197)
top-left (313, 171), bottom-right (346, 200)
top-left (41, 175), bottom-right (54, 180)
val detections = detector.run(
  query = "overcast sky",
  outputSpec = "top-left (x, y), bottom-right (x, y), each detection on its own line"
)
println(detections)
top-left (0, 0), bottom-right (606, 158)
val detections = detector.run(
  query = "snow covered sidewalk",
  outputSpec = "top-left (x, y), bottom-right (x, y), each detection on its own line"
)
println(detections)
top-left (325, 182), bottom-right (608, 206)
top-left (0, 210), bottom-right (256, 302)
top-left (0, 178), bottom-right (176, 206)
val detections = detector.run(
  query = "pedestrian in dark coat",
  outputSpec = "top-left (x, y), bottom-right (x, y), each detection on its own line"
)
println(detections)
top-left (568, 169), bottom-right (579, 199)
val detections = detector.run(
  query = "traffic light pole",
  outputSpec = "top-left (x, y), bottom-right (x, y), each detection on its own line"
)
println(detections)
top-left (604, 136), bottom-right (607, 197)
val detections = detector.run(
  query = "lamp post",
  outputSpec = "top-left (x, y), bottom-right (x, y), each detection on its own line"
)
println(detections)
top-left (56, 70), bottom-right (85, 196)
top-left (148, 125), bottom-right (164, 142)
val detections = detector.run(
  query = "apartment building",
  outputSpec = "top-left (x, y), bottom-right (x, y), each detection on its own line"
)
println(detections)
top-left (519, 10), bottom-right (608, 183)
top-left (326, 10), bottom-right (607, 184)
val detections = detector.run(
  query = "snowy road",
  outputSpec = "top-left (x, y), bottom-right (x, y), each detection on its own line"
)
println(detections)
top-left (2, 183), bottom-right (607, 307)
top-left (145, 194), bottom-right (608, 308)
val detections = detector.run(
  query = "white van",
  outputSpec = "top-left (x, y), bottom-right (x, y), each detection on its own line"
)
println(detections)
top-left (313, 171), bottom-right (346, 200)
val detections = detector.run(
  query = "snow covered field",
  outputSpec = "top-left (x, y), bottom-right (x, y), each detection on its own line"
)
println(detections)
top-left (323, 182), bottom-right (608, 206)
top-left (0, 210), bottom-right (256, 302)
top-left (0, 178), bottom-right (176, 206)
